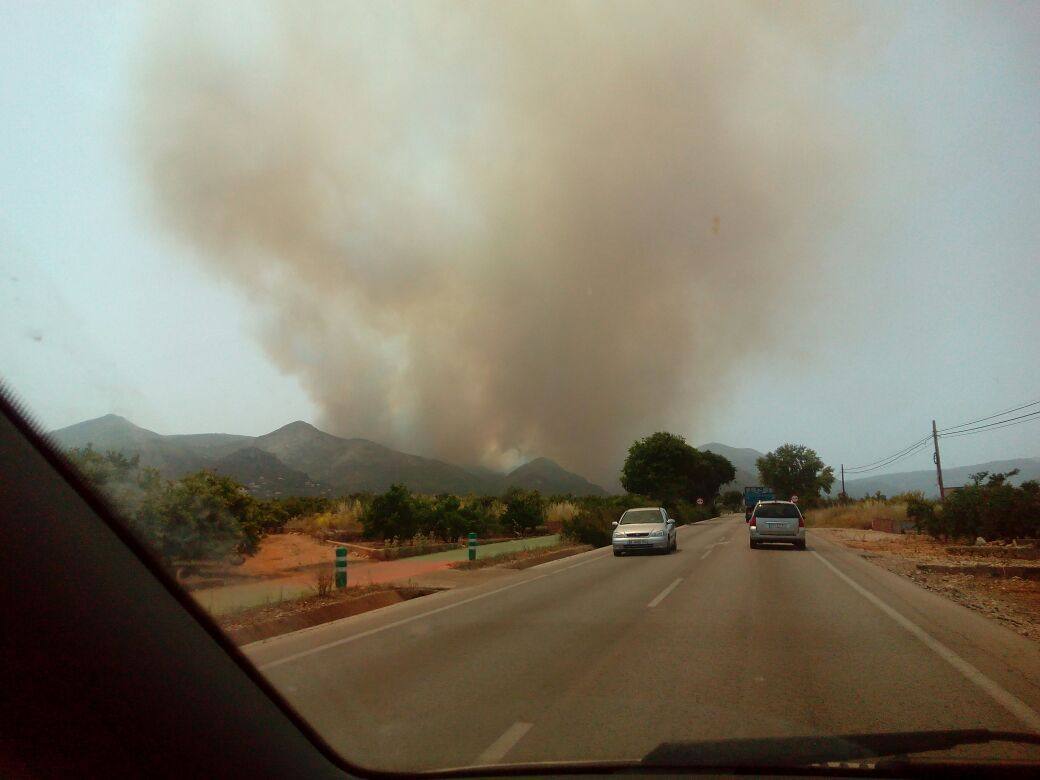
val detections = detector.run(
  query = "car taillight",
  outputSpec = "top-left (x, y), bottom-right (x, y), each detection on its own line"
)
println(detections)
top-left (749, 515), bottom-right (756, 528)
top-left (798, 516), bottom-right (805, 528)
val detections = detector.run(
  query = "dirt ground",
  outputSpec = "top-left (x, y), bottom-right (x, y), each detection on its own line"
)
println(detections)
top-left (817, 529), bottom-right (1040, 643)
top-left (237, 533), bottom-right (365, 577)
top-left (218, 584), bottom-right (438, 645)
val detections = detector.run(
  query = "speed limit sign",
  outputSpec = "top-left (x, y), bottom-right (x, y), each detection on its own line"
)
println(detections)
top-left (791, 495), bottom-right (799, 503)
top-left (696, 498), bottom-right (704, 506)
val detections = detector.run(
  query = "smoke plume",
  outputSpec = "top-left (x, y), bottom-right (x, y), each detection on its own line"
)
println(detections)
top-left (134, 1), bottom-right (879, 484)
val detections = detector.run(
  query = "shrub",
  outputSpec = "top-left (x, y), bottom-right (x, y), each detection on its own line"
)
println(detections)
top-left (545, 501), bottom-right (580, 533)
top-left (414, 494), bottom-right (486, 542)
top-left (361, 484), bottom-right (417, 540)
top-left (720, 490), bottom-right (744, 512)
top-left (500, 488), bottom-right (545, 536)
top-left (137, 471), bottom-right (263, 560)
top-left (937, 473), bottom-right (1040, 541)
top-left (313, 569), bottom-right (335, 598)
top-left (561, 504), bottom-right (616, 547)
top-left (905, 495), bottom-right (939, 536)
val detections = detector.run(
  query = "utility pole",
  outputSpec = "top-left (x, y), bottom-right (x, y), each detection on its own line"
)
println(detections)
top-left (840, 464), bottom-right (846, 498)
top-left (932, 419), bottom-right (946, 500)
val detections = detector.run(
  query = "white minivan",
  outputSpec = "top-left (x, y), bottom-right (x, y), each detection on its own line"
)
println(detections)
top-left (749, 500), bottom-right (805, 549)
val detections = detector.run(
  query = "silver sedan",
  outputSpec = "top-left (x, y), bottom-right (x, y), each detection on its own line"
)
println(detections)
top-left (612, 507), bottom-right (677, 556)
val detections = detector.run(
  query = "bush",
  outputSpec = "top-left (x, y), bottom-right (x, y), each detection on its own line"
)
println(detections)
top-left (561, 504), bottom-right (616, 547)
top-left (500, 488), bottom-right (545, 536)
top-left (413, 494), bottom-right (489, 542)
top-left (361, 484), bottom-right (417, 540)
top-left (720, 490), bottom-right (744, 512)
top-left (138, 471), bottom-right (263, 560)
top-left (938, 473), bottom-right (1040, 541)
top-left (905, 495), bottom-right (939, 536)
top-left (545, 501), bottom-right (580, 533)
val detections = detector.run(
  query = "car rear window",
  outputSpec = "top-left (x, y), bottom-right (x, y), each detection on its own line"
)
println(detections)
top-left (755, 503), bottom-right (801, 519)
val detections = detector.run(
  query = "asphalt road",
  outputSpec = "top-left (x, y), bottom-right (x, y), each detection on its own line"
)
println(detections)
top-left (245, 514), bottom-right (1040, 772)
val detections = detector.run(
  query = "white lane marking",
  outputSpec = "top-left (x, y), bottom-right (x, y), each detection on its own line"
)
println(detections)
top-left (812, 551), bottom-right (1040, 731)
top-left (698, 535), bottom-right (731, 560)
top-left (259, 549), bottom-right (611, 670)
top-left (648, 577), bottom-right (684, 608)
top-left (258, 574), bottom-right (548, 670)
top-left (476, 722), bottom-right (532, 765)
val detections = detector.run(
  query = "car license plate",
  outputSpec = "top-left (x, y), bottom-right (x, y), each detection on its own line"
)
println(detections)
top-left (767, 522), bottom-right (784, 528)
top-left (629, 541), bottom-right (650, 547)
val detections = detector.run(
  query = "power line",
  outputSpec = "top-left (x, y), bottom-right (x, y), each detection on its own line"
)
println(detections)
top-left (844, 438), bottom-right (933, 475)
top-left (937, 399), bottom-right (1040, 433)
top-left (840, 395), bottom-right (1040, 484)
top-left (938, 409), bottom-right (1040, 438)
top-left (844, 435), bottom-right (932, 474)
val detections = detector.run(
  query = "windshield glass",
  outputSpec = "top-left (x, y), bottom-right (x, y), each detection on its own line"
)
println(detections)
top-left (620, 509), bottom-right (664, 525)
top-left (4, 1), bottom-right (1040, 774)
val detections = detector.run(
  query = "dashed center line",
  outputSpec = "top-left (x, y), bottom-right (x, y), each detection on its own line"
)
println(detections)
top-left (476, 722), bottom-right (532, 765)
top-left (647, 577), bottom-right (683, 608)
top-left (699, 536), bottom-right (731, 560)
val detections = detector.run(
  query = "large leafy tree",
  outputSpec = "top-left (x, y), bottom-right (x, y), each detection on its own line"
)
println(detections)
top-left (500, 488), bottom-right (545, 536)
top-left (756, 444), bottom-right (834, 503)
top-left (361, 483), bottom-right (417, 541)
top-left (620, 432), bottom-right (735, 506)
top-left (138, 471), bottom-right (263, 561)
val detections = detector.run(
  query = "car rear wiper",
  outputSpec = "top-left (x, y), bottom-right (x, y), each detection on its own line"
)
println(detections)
top-left (643, 728), bottom-right (1040, 769)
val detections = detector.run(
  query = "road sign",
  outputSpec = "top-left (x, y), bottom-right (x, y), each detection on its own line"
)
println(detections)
top-left (696, 498), bottom-right (704, 506)
top-left (791, 495), bottom-right (799, 503)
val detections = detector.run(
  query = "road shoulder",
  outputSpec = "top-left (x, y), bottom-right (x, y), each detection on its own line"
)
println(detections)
top-left (816, 527), bottom-right (1040, 644)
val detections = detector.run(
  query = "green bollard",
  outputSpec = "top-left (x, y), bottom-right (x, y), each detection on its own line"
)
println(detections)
top-left (335, 547), bottom-right (347, 588)
top-left (468, 532), bottom-right (477, 561)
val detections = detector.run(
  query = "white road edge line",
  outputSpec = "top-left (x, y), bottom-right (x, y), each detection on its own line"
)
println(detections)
top-left (700, 549), bottom-right (713, 560)
top-left (258, 574), bottom-right (548, 671)
top-left (811, 550), bottom-right (1040, 731)
top-left (648, 577), bottom-right (684, 608)
top-left (259, 548), bottom-right (613, 670)
top-left (476, 722), bottom-right (533, 765)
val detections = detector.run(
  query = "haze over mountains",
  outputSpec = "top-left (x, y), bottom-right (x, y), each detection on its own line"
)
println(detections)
top-left (49, 415), bottom-right (607, 498)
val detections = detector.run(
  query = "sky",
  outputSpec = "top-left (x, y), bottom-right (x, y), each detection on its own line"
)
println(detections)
top-left (2, 1), bottom-right (1038, 485)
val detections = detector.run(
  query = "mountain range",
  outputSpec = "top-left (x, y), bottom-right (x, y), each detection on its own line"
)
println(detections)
top-left (48, 415), bottom-right (607, 498)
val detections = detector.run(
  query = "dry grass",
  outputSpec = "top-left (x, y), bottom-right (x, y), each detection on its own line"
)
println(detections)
top-left (449, 542), bottom-right (588, 570)
top-left (804, 500), bottom-right (908, 530)
top-left (285, 499), bottom-right (365, 537)
top-left (313, 569), bottom-right (335, 598)
top-left (545, 501), bottom-right (580, 533)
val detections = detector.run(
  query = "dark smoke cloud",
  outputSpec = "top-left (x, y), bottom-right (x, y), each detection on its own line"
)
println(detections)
top-left (134, 1), bottom-right (883, 484)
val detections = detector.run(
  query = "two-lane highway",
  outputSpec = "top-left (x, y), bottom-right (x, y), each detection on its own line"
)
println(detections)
top-left (245, 515), bottom-right (1040, 771)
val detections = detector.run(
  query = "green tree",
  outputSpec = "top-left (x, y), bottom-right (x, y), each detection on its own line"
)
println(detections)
top-left (720, 490), bottom-right (744, 512)
top-left (361, 484), bottom-right (416, 540)
top-left (756, 444), bottom-right (835, 504)
top-left (137, 471), bottom-right (263, 561)
top-left (500, 488), bottom-right (545, 536)
top-left (620, 432), bottom-right (735, 507)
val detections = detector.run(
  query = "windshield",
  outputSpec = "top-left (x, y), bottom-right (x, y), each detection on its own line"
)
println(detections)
top-left (620, 509), bottom-right (664, 525)
top-left (4, 1), bottom-right (1040, 774)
